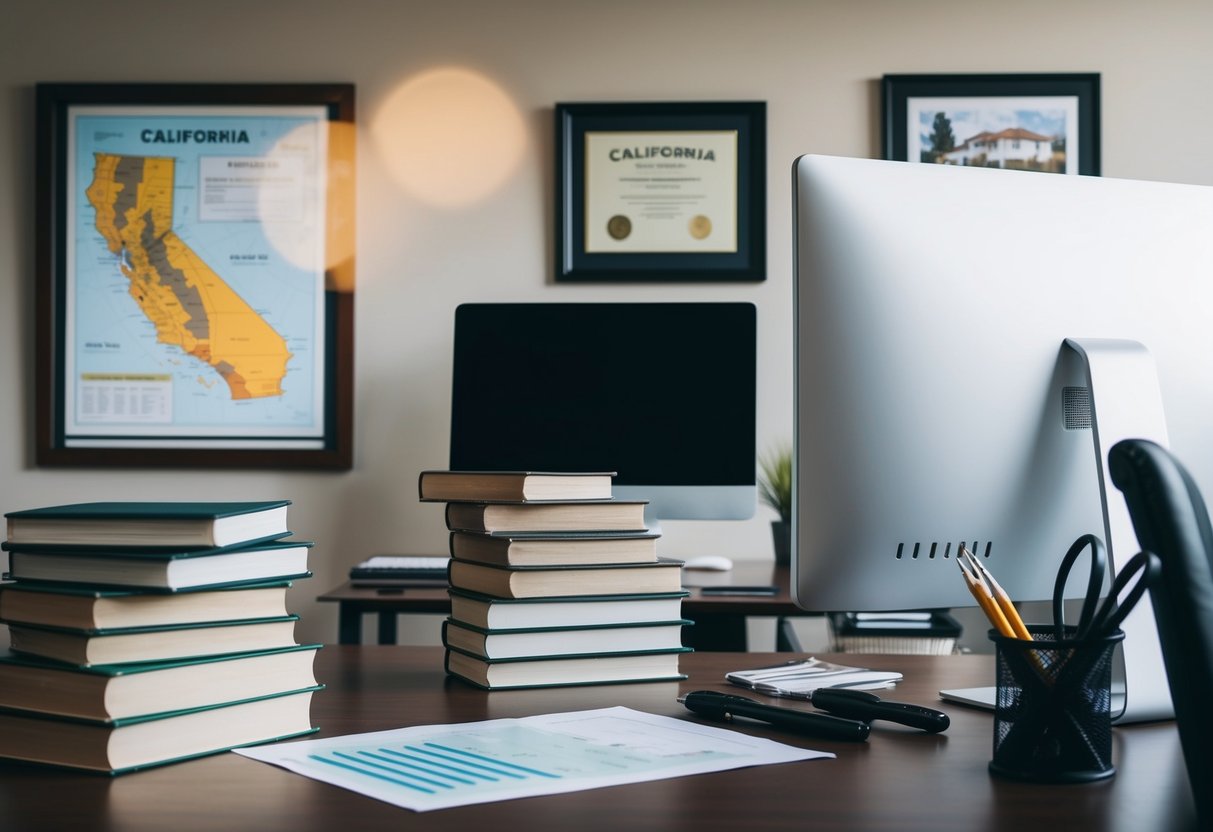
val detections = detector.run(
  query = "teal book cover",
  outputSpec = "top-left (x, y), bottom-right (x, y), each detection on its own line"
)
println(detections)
top-left (6, 613), bottom-right (299, 637)
top-left (4, 500), bottom-right (291, 521)
top-left (1, 537), bottom-right (301, 557)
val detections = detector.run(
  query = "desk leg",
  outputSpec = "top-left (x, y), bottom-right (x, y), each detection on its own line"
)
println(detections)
top-left (377, 611), bottom-right (398, 645)
top-left (337, 604), bottom-right (362, 645)
top-left (776, 616), bottom-right (804, 652)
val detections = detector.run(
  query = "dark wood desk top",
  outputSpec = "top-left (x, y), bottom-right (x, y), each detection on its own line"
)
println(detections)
top-left (317, 562), bottom-right (804, 616)
top-left (0, 648), bottom-right (1192, 831)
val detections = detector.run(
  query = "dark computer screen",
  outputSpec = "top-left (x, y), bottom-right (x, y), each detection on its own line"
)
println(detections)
top-left (450, 302), bottom-right (756, 499)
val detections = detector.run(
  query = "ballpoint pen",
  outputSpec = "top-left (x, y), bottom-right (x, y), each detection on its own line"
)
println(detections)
top-left (678, 690), bottom-right (871, 741)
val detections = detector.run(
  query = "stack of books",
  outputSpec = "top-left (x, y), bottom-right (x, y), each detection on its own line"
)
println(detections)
top-left (420, 470), bottom-right (691, 689)
top-left (0, 500), bottom-right (322, 773)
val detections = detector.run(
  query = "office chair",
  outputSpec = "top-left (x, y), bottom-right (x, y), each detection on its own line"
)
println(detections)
top-left (1108, 438), bottom-right (1213, 828)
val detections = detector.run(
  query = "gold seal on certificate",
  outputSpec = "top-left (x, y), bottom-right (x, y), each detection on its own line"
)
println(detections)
top-left (607, 215), bottom-right (632, 240)
top-left (583, 130), bottom-right (739, 254)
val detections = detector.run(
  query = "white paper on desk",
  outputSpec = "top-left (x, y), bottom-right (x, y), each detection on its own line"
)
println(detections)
top-left (234, 706), bottom-right (831, 812)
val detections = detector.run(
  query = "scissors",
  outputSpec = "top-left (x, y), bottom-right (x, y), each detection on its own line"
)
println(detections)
top-left (1052, 533), bottom-right (1161, 642)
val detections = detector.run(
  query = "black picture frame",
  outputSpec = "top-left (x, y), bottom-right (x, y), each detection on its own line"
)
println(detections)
top-left (555, 101), bottom-right (766, 282)
top-left (35, 82), bottom-right (355, 469)
top-left (882, 73), bottom-right (1100, 176)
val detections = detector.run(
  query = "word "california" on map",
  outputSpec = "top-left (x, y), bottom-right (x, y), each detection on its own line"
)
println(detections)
top-left (86, 152), bottom-right (291, 400)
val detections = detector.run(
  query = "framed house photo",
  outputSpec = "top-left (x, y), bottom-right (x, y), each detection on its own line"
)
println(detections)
top-left (35, 83), bottom-right (355, 469)
top-left (882, 73), bottom-right (1100, 176)
top-left (555, 101), bottom-right (766, 282)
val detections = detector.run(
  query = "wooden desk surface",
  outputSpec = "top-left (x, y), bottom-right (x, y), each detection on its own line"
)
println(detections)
top-left (0, 648), bottom-right (1193, 831)
top-left (317, 562), bottom-right (803, 615)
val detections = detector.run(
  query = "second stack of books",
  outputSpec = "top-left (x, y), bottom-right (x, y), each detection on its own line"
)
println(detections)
top-left (420, 470), bottom-right (691, 689)
top-left (0, 500), bottom-right (322, 773)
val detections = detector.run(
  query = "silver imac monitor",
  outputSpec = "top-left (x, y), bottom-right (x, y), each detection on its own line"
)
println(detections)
top-left (450, 302), bottom-right (756, 523)
top-left (792, 154), bottom-right (1213, 722)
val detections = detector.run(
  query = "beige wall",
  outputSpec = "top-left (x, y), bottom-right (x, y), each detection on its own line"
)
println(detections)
top-left (2, 0), bottom-right (1211, 649)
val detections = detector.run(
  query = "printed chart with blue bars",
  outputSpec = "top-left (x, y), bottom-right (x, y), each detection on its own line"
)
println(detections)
top-left (309, 731), bottom-right (565, 795)
top-left (236, 706), bottom-right (828, 811)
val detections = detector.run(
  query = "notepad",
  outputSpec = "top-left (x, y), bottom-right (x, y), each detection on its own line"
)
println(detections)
top-left (726, 658), bottom-right (903, 699)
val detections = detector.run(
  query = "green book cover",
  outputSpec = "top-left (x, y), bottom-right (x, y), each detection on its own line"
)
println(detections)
top-left (443, 648), bottom-right (689, 691)
top-left (442, 617), bottom-right (693, 636)
top-left (0, 577), bottom-right (297, 598)
top-left (0, 643), bottom-right (323, 676)
top-left (4, 501), bottom-right (293, 551)
top-left (446, 587), bottom-right (690, 605)
top-left (6, 613), bottom-right (299, 637)
top-left (448, 556), bottom-right (684, 574)
top-left (5, 500), bottom-right (291, 521)
top-left (0, 683), bottom-right (322, 727)
top-left (0, 686), bottom-right (322, 775)
top-left (2, 538), bottom-right (305, 558)
top-left (2, 574), bottom-right (313, 595)
top-left (444, 643), bottom-right (692, 665)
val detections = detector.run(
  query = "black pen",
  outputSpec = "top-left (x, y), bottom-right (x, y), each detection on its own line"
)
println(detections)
top-left (809, 688), bottom-right (950, 733)
top-left (678, 690), bottom-right (870, 742)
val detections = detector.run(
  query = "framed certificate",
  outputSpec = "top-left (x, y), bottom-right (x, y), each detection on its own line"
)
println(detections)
top-left (34, 83), bottom-right (355, 469)
top-left (556, 101), bottom-right (765, 282)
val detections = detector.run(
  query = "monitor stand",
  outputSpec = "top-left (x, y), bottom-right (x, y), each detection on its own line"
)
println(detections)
top-left (940, 338), bottom-right (1175, 724)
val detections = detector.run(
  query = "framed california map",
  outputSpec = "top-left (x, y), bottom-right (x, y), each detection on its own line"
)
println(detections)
top-left (35, 83), bottom-right (355, 469)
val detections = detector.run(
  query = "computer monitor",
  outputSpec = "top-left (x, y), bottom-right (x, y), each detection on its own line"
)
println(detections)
top-left (449, 302), bottom-right (756, 522)
top-left (792, 154), bottom-right (1213, 722)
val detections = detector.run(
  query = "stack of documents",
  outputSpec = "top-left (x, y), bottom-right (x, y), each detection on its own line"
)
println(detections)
top-left (726, 658), bottom-right (902, 700)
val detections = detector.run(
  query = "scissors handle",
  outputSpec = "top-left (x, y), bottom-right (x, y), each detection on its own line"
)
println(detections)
top-left (1052, 533), bottom-right (1107, 642)
top-left (1084, 551), bottom-right (1161, 640)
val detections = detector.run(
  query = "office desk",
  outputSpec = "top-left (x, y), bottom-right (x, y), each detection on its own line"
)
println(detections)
top-left (0, 648), bottom-right (1193, 831)
top-left (319, 563), bottom-right (806, 650)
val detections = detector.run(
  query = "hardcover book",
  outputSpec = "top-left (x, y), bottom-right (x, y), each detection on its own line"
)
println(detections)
top-left (449, 530), bottom-right (659, 567)
top-left (443, 647), bottom-right (689, 690)
top-left (441, 618), bottom-right (689, 660)
top-left (447, 588), bottom-right (689, 631)
top-left (0, 686), bottom-right (319, 774)
top-left (4, 500), bottom-right (291, 549)
top-left (418, 470), bottom-right (615, 503)
top-left (0, 644), bottom-right (320, 721)
top-left (7, 615), bottom-right (300, 666)
top-left (445, 500), bottom-right (649, 534)
top-left (0, 580), bottom-right (293, 631)
top-left (5, 540), bottom-right (312, 591)
top-left (447, 558), bottom-right (684, 599)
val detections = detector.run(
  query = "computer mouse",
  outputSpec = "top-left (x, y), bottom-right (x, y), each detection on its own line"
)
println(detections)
top-left (683, 555), bottom-right (734, 571)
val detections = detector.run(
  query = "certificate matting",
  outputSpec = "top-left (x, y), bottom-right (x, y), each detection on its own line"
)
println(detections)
top-left (556, 101), bottom-right (765, 282)
top-left (584, 130), bottom-right (738, 254)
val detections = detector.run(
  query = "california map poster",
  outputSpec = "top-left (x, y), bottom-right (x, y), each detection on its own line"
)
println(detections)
top-left (63, 105), bottom-right (329, 450)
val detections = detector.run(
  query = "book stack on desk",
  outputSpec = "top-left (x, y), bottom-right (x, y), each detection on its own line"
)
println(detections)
top-left (420, 470), bottom-right (692, 689)
top-left (0, 500), bottom-right (322, 773)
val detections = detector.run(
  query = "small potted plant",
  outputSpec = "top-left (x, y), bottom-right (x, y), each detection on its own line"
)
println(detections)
top-left (758, 443), bottom-right (792, 565)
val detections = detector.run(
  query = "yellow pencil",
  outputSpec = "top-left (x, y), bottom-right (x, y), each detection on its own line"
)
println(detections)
top-left (957, 554), bottom-right (1016, 639)
top-left (960, 546), bottom-right (1033, 641)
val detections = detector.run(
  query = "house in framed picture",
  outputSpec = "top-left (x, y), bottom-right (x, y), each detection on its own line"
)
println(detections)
top-left (940, 127), bottom-right (1057, 171)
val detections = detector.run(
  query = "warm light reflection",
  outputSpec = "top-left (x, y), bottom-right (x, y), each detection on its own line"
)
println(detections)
top-left (371, 67), bottom-right (527, 208)
top-left (257, 121), bottom-right (356, 291)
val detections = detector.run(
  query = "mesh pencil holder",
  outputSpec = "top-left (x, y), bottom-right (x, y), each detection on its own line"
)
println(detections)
top-left (988, 624), bottom-right (1123, 783)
